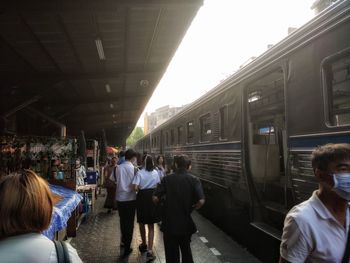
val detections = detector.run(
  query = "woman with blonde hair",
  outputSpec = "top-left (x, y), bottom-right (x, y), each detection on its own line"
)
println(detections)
top-left (0, 170), bottom-right (82, 263)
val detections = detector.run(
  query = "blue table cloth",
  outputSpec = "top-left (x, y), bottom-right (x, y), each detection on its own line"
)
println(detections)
top-left (42, 184), bottom-right (82, 240)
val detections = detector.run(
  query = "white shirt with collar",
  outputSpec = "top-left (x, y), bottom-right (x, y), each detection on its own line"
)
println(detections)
top-left (280, 190), bottom-right (350, 263)
top-left (113, 160), bottom-right (136, 202)
top-left (133, 168), bottom-right (160, 190)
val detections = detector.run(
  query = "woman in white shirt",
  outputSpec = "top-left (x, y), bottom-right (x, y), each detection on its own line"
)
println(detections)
top-left (75, 159), bottom-right (86, 186)
top-left (132, 155), bottom-right (160, 261)
top-left (0, 169), bottom-right (82, 263)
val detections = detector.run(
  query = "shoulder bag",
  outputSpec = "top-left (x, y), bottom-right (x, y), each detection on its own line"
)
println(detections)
top-left (342, 223), bottom-right (350, 263)
top-left (54, 240), bottom-right (70, 263)
top-left (104, 167), bottom-right (117, 188)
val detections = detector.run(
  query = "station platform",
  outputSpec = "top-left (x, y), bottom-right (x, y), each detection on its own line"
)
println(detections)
top-left (70, 191), bottom-right (260, 263)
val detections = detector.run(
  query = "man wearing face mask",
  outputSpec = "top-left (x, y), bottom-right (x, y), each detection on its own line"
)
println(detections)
top-left (280, 143), bottom-right (350, 263)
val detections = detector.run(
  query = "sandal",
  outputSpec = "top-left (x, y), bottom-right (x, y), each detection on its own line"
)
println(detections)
top-left (138, 243), bottom-right (147, 253)
top-left (146, 251), bottom-right (156, 261)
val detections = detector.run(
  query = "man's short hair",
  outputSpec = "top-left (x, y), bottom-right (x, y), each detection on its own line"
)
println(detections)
top-left (311, 143), bottom-right (350, 171)
top-left (0, 170), bottom-right (53, 240)
top-left (125, 149), bottom-right (137, 160)
top-left (175, 154), bottom-right (190, 169)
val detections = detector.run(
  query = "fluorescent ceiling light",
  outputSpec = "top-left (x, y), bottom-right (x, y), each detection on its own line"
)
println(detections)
top-left (105, 84), bottom-right (111, 93)
top-left (110, 103), bottom-right (114, 109)
top-left (95, 38), bottom-right (105, 60)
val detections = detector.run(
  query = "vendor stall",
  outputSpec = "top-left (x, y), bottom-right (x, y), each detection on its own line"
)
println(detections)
top-left (0, 136), bottom-right (84, 240)
top-left (0, 136), bottom-right (77, 180)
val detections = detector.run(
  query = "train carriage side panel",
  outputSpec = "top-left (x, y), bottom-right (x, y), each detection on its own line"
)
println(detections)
top-left (287, 11), bottom-right (350, 205)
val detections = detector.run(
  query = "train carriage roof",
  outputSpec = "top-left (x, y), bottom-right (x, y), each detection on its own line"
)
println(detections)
top-left (0, 0), bottom-right (203, 145)
top-left (135, 0), bottom-right (350, 143)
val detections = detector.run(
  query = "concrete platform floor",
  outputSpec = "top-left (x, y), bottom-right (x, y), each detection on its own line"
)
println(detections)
top-left (70, 190), bottom-right (260, 263)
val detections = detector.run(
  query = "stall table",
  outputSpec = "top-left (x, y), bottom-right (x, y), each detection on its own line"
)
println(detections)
top-left (42, 184), bottom-right (82, 240)
top-left (76, 184), bottom-right (97, 213)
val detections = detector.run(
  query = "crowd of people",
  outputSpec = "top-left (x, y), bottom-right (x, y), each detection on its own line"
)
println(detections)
top-left (2, 143), bottom-right (350, 263)
top-left (103, 149), bottom-right (205, 262)
top-left (0, 148), bottom-right (205, 263)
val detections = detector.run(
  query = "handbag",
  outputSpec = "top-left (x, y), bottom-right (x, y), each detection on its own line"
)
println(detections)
top-left (54, 240), bottom-right (70, 263)
top-left (104, 178), bottom-right (115, 188)
top-left (104, 167), bottom-right (117, 188)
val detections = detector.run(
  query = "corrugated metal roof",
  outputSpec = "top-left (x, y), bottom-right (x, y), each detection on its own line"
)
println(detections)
top-left (0, 0), bottom-right (203, 145)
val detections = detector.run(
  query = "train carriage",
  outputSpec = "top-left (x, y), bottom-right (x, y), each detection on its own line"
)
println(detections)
top-left (134, 1), bottom-right (350, 260)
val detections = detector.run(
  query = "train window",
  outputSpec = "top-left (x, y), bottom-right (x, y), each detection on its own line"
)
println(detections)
top-left (178, 126), bottom-right (184, 145)
top-left (170, 129), bottom-right (175, 145)
top-left (253, 125), bottom-right (276, 145)
top-left (323, 51), bottom-right (350, 126)
top-left (219, 106), bottom-right (228, 140)
top-left (187, 121), bottom-right (194, 144)
top-left (247, 68), bottom-right (285, 145)
top-left (200, 113), bottom-right (212, 142)
top-left (248, 90), bottom-right (262, 103)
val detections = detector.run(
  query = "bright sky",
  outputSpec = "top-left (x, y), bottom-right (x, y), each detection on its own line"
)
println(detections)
top-left (137, 0), bottom-right (316, 127)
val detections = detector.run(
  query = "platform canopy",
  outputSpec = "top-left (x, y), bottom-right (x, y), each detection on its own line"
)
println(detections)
top-left (0, 0), bottom-right (203, 145)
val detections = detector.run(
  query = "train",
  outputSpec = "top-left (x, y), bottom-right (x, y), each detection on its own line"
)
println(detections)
top-left (134, 1), bottom-right (350, 261)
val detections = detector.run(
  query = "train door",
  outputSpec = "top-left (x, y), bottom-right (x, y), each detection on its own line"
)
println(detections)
top-left (244, 67), bottom-right (288, 235)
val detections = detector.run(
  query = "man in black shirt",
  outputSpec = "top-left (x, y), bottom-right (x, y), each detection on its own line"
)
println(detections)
top-left (153, 155), bottom-right (205, 263)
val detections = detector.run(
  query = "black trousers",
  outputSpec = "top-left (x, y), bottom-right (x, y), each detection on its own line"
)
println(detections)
top-left (163, 234), bottom-right (194, 263)
top-left (117, 200), bottom-right (136, 250)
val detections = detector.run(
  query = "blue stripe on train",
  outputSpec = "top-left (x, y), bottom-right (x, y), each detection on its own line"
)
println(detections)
top-left (289, 134), bottom-right (350, 148)
top-left (166, 142), bottom-right (242, 151)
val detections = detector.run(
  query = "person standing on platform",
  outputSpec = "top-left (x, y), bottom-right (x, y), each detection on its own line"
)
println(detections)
top-left (103, 156), bottom-right (118, 213)
top-left (156, 155), bottom-right (166, 180)
top-left (132, 155), bottom-right (161, 261)
top-left (111, 149), bottom-right (137, 258)
top-left (153, 155), bottom-right (205, 263)
top-left (280, 143), bottom-right (350, 263)
top-left (117, 150), bottom-right (125, 165)
top-left (0, 170), bottom-right (83, 262)
top-left (75, 158), bottom-right (86, 186)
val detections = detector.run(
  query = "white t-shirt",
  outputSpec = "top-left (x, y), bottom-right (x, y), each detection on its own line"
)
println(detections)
top-left (75, 165), bottom-right (86, 186)
top-left (133, 168), bottom-right (160, 190)
top-left (111, 161), bottom-right (136, 202)
top-left (0, 233), bottom-right (82, 263)
top-left (156, 166), bottom-right (166, 180)
top-left (280, 190), bottom-right (350, 263)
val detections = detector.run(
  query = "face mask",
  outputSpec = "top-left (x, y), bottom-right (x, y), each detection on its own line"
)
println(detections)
top-left (332, 173), bottom-right (350, 200)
